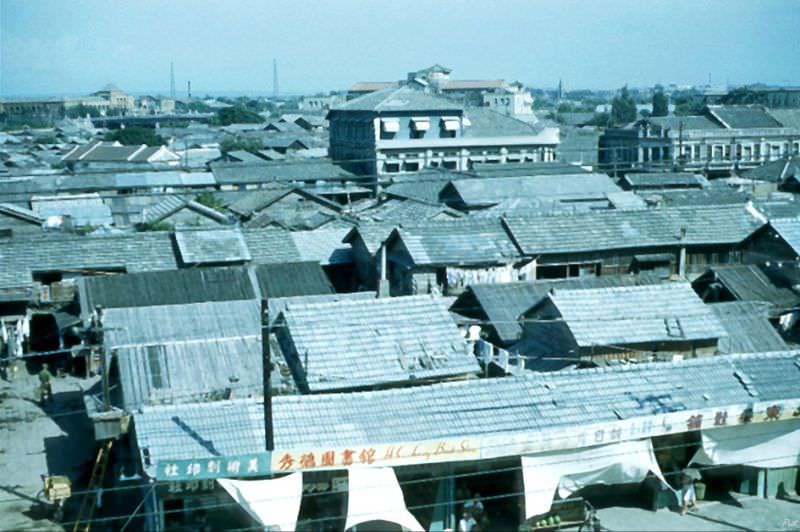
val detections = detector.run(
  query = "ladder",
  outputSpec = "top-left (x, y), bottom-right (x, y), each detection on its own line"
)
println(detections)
top-left (73, 440), bottom-right (113, 532)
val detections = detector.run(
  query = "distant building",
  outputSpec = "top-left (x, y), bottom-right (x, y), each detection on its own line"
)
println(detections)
top-left (328, 84), bottom-right (559, 177)
top-left (347, 65), bottom-right (535, 119)
top-left (136, 95), bottom-right (176, 115)
top-left (599, 105), bottom-right (800, 175)
top-left (60, 140), bottom-right (181, 171)
top-left (93, 84), bottom-right (135, 113)
top-left (299, 94), bottom-right (344, 113)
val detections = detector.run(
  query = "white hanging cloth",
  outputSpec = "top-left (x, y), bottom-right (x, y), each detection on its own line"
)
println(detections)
top-left (345, 466), bottom-right (423, 531)
top-left (691, 419), bottom-right (800, 469)
top-left (218, 472), bottom-right (303, 531)
top-left (521, 438), bottom-right (672, 519)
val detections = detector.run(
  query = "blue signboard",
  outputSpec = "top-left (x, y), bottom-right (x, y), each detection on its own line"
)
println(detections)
top-left (156, 452), bottom-right (272, 481)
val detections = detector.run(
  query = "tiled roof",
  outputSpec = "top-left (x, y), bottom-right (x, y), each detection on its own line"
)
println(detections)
top-left (462, 107), bottom-right (544, 137)
top-left (694, 265), bottom-right (800, 311)
top-left (390, 218), bottom-right (522, 265)
top-left (290, 228), bottom-right (353, 265)
top-left (538, 283), bottom-right (727, 346)
top-left (451, 273), bottom-right (666, 345)
top-left (357, 198), bottom-right (462, 223)
top-left (741, 156), bottom-right (800, 183)
top-left (174, 228), bottom-right (251, 265)
top-left (709, 301), bottom-right (788, 354)
top-left (467, 161), bottom-right (592, 178)
top-left (275, 295), bottom-right (479, 392)
top-left (334, 85), bottom-right (464, 113)
top-left (504, 205), bottom-right (763, 255)
top-left (622, 173), bottom-right (707, 189)
top-left (768, 109), bottom-right (800, 129)
top-left (140, 195), bottom-right (231, 225)
top-left (227, 185), bottom-right (293, 217)
top-left (645, 115), bottom-right (722, 131)
top-left (0, 231), bottom-right (178, 289)
top-left (210, 159), bottom-right (353, 185)
top-left (768, 218), bottom-right (800, 255)
top-left (242, 227), bottom-right (305, 264)
top-left (255, 262), bottom-right (335, 299)
top-left (708, 106), bottom-right (783, 129)
top-left (133, 351), bottom-right (800, 467)
top-left (442, 173), bottom-right (621, 208)
top-left (104, 300), bottom-right (262, 410)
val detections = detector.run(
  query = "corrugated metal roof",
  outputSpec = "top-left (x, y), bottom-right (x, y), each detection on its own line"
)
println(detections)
top-left (505, 205), bottom-right (763, 255)
top-left (133, 351), bottom-right (800, 466)
top-left (275, 295), bottom-right (480, 392)
top-left (539, 283), bottom-right (727, 346)
top-left (709, 301), bottom-right (788, 354)
top-left (104, 300), bottom-right (262, 410)
top-left (175, 229), bottom-right (251, 265)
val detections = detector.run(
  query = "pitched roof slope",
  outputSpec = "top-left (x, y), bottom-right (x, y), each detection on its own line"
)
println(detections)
top-left (334, 85), bottom-right (463, 113)
top-left (541, 283), bottom-right (727, 346)
top-left (505, 205), bottom-right (763, 255)
top-left (276, 295), bottom-right (479, 392)
top-left (709, 301), bottom-right (788, 354)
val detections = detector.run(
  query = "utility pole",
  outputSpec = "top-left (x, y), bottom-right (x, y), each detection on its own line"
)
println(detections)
top-left (187, 81), bottom-right (192, 101)
top-left (261, 299), bottom-right (274, 451)
top-left (273, 59), bottom-right (279, 99)
top-left (170, 62), bottom-right (176, 100)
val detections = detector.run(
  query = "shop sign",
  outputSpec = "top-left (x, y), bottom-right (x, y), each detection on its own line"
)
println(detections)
top-left (157, 453), bottom-right (271, 481)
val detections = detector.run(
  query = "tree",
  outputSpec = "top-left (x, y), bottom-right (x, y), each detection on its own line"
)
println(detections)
top-left (651, 86), bottom-right (669, 117)
top-left (721, 87), bottom-right (768, 106)
top-left (214, 106), bottom-right (265, 126)
top-left (105, 127), bottom-right (165, 146)
top-left (65, 104), bottom-right (101, 118)
top-left (219, 135), bottom-right (263, 154)
top-left (194, 192), bottom-right (227, 213)
top-left (610, 85), bottom-right (637, 126)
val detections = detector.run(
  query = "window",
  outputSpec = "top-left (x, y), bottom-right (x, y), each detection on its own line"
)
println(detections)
top-left (410, 117), bottom-right (429, 139)
top-left (744, 146), bottom-right (752, 161)
top-left (440, 117), bottom-right (459, 138)
top-left (404, 161), bottom-right (420, 172)
top-left (383, 161), bottom-right (400, 173)
top-left (380, 118), bottom-right (399, 140)
top-left (146, 345), bottom-right (169, 389)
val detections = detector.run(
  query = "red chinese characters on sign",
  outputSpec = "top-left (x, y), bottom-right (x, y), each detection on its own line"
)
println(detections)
top-left (765, 405), bottom-right (782, 420)
top-left (278, 453), bottom-right (294, 471)
top-left (341, 449), bottom-right (355, 466)
top-left (320, 451), bottom-right (335, 467)
top-left (714, 410), bottom-right (728, 426)
top-left (359, 448), bottom-right (376, 465)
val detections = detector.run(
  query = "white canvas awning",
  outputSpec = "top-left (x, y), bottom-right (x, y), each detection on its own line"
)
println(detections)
top-left (691, 419), bottom-right (800, 469)
top-left (345, 467), bottom-right (422, 531)
top-left (218, 473), bottom-right (303, 531)
top-left (410, 117), bottom-right (430, 131)
top-left (522, 438), bottom-right (672, 519)
top-left (381, 118), bottom-right (400, 133)
top-left (441, 118), bottom-right (459, 131)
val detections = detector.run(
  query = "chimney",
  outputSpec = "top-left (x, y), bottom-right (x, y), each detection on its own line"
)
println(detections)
top-left (377, 244), bottom-right (390, 298)
top-left (678, 226), bottom-right (687, 277)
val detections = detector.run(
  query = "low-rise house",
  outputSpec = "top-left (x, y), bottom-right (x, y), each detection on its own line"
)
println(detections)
top-left (740, 155), bottom-right (800, 192)
top-left (692, 264), bottom-right (800, 323)
top-left (61, 140), bottom-right (180, 172)
top-left (382, 218), bottom-right (531, 295)
top-left (503, 204), bottom-right (764, 279)
top-left (130, 350), bottom-right (800, 530)
top-left (273, 294), bottom-right (480, 393)
top-left (236, 187), bottom-right (345, 230)
top-left (0, 202), bottom-right (44, 234)
top-left (139, 195), bottom-right (233, 228)
top-left (619, 172), bottom-right (708, 191)
top-left (450, 273), bottom-right (665, 347)
top-left (31, 193), bottom-right (113, 227)
top-left (210, 158), bottom-right (354, 192)
top-left (707, 301), bottom-right (788, 354)
top-left (514, 283), bottom-right (727, 368)
top-left (742, 217), bottom-right (800, 286)
top-left (439, 173), bottom-right (624, 213)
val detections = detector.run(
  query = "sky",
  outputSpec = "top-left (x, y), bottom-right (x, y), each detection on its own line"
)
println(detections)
top-left (1, 0), bottom-right (799, 97)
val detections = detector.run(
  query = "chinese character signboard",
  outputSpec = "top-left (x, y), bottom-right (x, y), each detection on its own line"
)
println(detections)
top-left (271, 438), bottom-right (480, 473)
top-left (157, 453), bottom-right (271, 481)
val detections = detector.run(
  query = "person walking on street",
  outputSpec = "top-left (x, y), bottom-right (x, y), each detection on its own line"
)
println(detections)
top-left (39, 363), bottom-right (53, 404)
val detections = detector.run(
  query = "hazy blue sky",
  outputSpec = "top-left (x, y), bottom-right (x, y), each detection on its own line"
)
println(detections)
top-left (1, 0), bottom-right (798, 97)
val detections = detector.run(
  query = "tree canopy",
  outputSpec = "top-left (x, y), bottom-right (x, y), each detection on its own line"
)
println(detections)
top-left (214, 106), bottom-right (265, 126)
top-left (104, 126), bottom-right (165, 146)
top-left (610, 86), bottom-right (637, 126)
top-left (651, 86), bottom-right (668, 117)
top-left (219, 135), bottom-right (263, 154)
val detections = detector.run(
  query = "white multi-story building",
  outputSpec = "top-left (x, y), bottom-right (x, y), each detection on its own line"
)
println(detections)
top-left (328, 85), bottom-right (558, 178)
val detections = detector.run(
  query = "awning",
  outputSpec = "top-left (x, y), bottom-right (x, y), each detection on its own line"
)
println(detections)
top-left (345, 467), bottom-right (423, 532)
top-left (691, 419), bottom-right (800, 469)
top-left (381, 118), bottom-right (400, 133)
top-left (410, 117), bottom-right (430, 131)
top-left (217, 473), bottom-right (303, 531)
top-left (441, 118), bottom-right (459, 131)
top-left (522, 438), bottom-right (673, 519)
